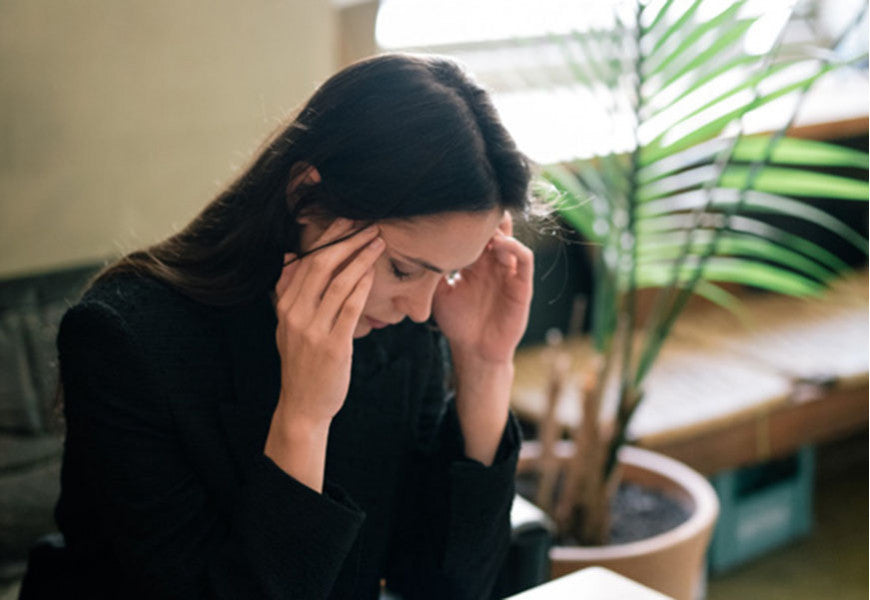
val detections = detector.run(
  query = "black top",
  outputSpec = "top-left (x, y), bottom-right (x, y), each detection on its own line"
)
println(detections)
top-left (41, 274), bottom-right (519, 599)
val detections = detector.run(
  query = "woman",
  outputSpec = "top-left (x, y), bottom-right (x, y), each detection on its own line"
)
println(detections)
top-left (22, 53), bottom-right (535, 599)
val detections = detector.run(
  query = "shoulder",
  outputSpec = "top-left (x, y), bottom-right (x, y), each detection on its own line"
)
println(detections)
top-left (76, 273), bottom-right (215, 331)
top-left (60, 273), bottom-right (224, 375)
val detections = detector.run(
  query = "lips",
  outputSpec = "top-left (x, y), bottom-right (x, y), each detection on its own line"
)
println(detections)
top-left (365, 316), bottom-right (389, 329)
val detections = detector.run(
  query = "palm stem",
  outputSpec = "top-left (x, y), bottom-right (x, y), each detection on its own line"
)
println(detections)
top-left (607, 1), bottom-right (644, 480)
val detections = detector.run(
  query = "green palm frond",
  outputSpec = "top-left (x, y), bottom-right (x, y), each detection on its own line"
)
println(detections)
top-left (545, 0), bottom-right (868, 476)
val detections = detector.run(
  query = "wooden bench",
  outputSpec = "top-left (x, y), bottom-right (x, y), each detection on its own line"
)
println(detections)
top-left (512, 270), bottom-right (869, 475)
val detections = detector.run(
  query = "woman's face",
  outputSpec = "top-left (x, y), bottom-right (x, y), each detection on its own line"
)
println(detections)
top-left (299, 209), bottom-right (503, 338)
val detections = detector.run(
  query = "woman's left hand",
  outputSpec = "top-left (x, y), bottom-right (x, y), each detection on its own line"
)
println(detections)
top-left (432, 213), bottom-right (534, 365)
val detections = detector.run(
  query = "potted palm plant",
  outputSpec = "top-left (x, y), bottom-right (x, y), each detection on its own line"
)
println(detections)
top-left (522, 0), bottom-right (869, 597)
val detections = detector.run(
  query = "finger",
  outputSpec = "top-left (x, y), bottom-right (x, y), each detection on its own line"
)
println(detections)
top-left (498, 210), bottom-right (514, 236)
top-left (485, 213), bottom-right (513, 253)
top-left (281, 221), bottom-right (376, 314)
top-left (332, 267), bottom-right (375, 339)
top-left (490, 232), bottom-right (516, 269)
top-left (491, 233), bottom-right (534, 283)
top-left (275, 254), bottom-right (299, 300)
top-left (292, 225), bottom-right (380, 315)
top-left (277, 218), bottom-right (357, 313)
top-left (315, 236), bottom-right (385, 328)
top-left (311, 217), bottom-right (361, 247)
top-left (276, 259), bottom-right (312, 316)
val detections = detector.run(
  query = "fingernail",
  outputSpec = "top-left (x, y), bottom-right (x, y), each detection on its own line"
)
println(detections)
top-left (371, 237), bottom-right (385, 249)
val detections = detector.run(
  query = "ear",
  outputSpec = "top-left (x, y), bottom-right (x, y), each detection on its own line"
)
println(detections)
top-left (287, 162), bottom-right (324, 227)
top-left (498, 210), bottom-right (513, 236)
top-left (295, 211), bottom-right (318, 226)
top-left (286, 162), bottom-right (322, 198)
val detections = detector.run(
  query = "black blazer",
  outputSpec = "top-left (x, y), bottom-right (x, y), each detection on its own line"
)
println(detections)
top-left (23, 275), bottom-right (519, 599)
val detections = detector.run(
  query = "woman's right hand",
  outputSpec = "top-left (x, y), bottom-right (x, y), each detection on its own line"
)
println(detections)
top-left (265, 218), bottom-right (384, 491)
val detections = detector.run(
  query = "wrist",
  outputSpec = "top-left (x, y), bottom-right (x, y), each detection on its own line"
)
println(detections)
top-left (275, 388), bottom-right (334, 435)
top-left (448, 337), bottom-right (517, 370)
top-left (265, 402), bottom-right (332, 493)
top-left (451, 358), bottom-right (514, 467)
top-left (279, 403), bottom-right (332, 437)
top-left (453, 355), bottom-right (514, 399)
top-left (451, 346), bottom-right (514, 377)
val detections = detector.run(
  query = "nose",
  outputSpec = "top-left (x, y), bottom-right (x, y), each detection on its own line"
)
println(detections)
top-left (396, 277), bottom-right (440, 324)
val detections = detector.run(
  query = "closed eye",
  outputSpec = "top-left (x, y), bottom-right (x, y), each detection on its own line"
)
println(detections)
top-left (390, 260), bottom-right (413, 281)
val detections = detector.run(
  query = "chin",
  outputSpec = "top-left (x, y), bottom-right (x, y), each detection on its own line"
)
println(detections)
top-left (352, 321), bottom-right (372, 339)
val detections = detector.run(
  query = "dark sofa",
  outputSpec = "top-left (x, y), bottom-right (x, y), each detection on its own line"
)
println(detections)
top-left (0, 263), bottom-right (101, 579)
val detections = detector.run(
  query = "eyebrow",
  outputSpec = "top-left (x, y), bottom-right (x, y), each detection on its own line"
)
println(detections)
top-left (392, 251), bottom-right (445, 274)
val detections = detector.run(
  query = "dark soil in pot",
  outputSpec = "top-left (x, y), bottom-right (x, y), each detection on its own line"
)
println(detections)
top-left (516, 472), bottom-right (691, 545)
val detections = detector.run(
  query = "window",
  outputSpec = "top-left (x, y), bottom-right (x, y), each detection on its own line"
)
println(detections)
top-left (375, 0), bottom-right (868, 164)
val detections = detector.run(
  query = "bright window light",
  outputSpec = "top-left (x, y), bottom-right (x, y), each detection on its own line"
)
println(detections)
top-left (376, 0), bottom-right (618, 49)
top-left (375, 0), bottom-right (868, 165)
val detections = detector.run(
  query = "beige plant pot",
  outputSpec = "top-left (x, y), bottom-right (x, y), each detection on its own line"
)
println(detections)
top-left (543, 445), bottom-right (719, 600)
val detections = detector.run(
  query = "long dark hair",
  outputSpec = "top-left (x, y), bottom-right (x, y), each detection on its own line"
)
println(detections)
top-left (96, 53), bottom-right (533, 306)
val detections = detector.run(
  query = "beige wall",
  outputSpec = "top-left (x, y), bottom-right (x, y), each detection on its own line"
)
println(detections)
top-left (336, 0), bottom-right (378, 68)
top-left (0, 1), bottom-right (338, 278)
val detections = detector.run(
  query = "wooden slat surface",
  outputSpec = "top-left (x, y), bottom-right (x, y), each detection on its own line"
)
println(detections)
top-left (641, 382), bottom-right (868, 475)
top-left (512, 270), bottom-right (869, 474)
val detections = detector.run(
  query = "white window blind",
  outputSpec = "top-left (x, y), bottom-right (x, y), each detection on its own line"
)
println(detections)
top-left (375, 0), bottom-right (868, 165)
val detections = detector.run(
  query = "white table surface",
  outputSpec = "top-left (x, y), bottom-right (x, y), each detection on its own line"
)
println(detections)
top-left (505, 566), bottom-right (673, 600)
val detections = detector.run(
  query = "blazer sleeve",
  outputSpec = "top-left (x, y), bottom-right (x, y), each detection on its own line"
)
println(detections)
top-left (384, 332), bottom-right (520, 600)
top-left (57, 301), bottom-right (365, 599)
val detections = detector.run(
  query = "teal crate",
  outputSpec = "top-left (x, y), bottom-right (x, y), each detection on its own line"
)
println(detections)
top-left (708, 446), bottom-right (814, 574)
